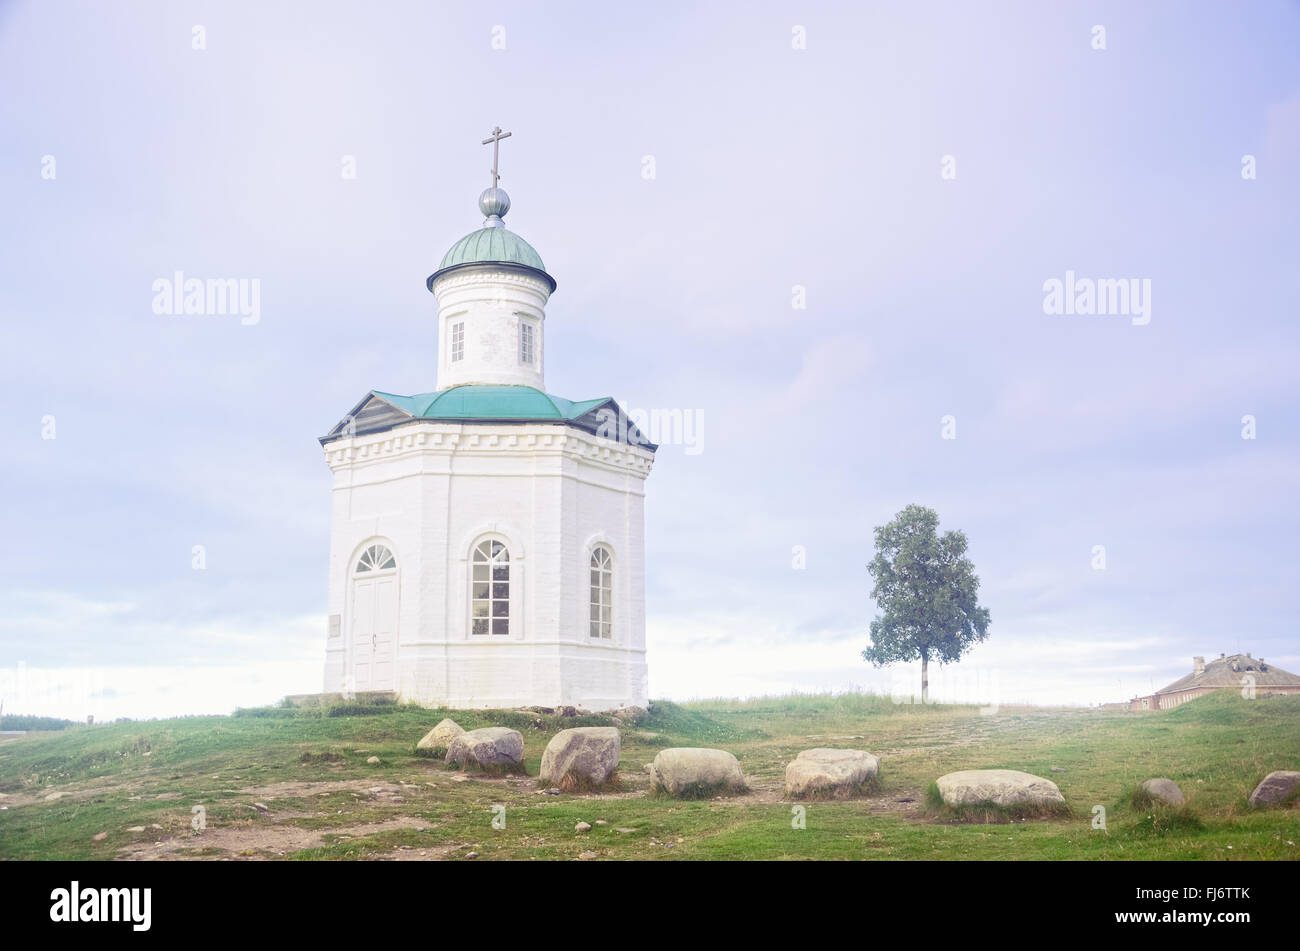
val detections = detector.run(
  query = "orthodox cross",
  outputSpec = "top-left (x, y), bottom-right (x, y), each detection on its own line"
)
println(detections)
top-left (482, 126), bottom-right (512, 188)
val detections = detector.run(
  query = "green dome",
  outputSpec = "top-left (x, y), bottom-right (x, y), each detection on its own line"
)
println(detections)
top-left (375, 385), bottom-right (609, 421)
top-left (428, 187), bottom-right (555, 292)
top-left (438, 227), bottom-right (546, 272)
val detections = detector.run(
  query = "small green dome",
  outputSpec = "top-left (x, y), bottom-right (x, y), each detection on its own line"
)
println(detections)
top-left (428, 186), bottom-right (556, 292)
top-left (438, 227), bottom-right (546, 273)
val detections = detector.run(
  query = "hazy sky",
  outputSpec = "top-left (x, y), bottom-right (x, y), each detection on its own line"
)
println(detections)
top-left (2, 1), bottom-right (1297, 719)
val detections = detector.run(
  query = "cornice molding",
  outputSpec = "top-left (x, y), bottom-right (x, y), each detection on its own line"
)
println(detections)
top-left (324, 421), bottom-right (655, 478)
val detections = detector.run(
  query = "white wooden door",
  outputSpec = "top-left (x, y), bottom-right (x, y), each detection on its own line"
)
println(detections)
top-left (351, 576), bottom-right (397, 691)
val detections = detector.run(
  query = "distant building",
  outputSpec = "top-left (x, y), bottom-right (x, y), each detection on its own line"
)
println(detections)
top-left (1129, 654), bottom-right (1300, 710)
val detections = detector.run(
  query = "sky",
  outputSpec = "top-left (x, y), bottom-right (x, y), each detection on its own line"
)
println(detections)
top-left (1, 1), bottom-right (1297, 720)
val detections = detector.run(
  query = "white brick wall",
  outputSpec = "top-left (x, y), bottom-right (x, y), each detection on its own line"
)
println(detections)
top-left (432, 268), bottom-right (549, 391)
top-left (322, 422), bottom-right (652, 710)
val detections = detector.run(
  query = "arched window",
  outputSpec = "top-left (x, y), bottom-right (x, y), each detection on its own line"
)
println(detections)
top-left (355, 544), bottom-right (396, 573)
top-left (472, 540), bottom-right (510, 635)
top-left (589, 546), bottom-right (612, 638)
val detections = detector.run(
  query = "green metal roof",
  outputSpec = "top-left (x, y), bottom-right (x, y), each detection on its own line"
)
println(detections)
top-left (373, 385), bottom-right (608, 421)
top-left (438, 227), bottom-right (546, 273)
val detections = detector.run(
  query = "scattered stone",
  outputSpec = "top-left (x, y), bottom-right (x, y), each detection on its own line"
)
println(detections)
top-left (126, 826), bottom-right (146, 833)
top-left (543, 787), bottom-right (561, 795)
top-left (539, 727), bottom-right (621, 788)
top-left (594, 820), bottom-right (607, 825)
top-left (366, 756), bottom-right (380, 764)
top-left (251, 802), bottom-right (270, 813)
top-left (935, 769), bottom-right (1066, 810)
top-left (465, 851), bottom-right (479, 860)
top-left (1139, 778), bottom-right (1186, 807)
top-left (155, 792), bottom-right (181, 800)
top-left (556, 705), bottom-right (577, 718)
top-left (578, 850), bottom-right (597, 860)
top-left (1050, 767), bottom-right (1066, 773)
top-left (784, 748), bottom-right (880, 798)
top-left (416, 718), bottom-right (466, 755)
top-left (445, 728), bottom-right (525, 768)
top-left (615, 827), bottom-right (636, 833)
top-left (649, 748), bottom-right (746, 797)
top-left (92, 832), bottom-right (107, 842)
top-left (44, 792), bottom-right (66, 802)
top-left (450, 774), bottom-right (469, 783)
top-left (1249, 770), bottom-right (1300, 807)
top-left (575, 821), bottom-right (592, 833)
top-left (612, 705), bottom-right (647, 722)
top-left (149, 824), bottom-right (162, 830)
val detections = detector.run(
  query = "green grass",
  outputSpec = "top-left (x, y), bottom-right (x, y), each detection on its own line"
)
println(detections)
top-left (0, 692), bottom-right (1297, 860)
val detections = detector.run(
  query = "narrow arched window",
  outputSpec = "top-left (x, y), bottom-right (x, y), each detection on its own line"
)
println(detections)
top-left (472, 540), bottom-right (510, 635)
top-left (355, 544), bottom-right (396, 573)
top-left (589, 546), bottom-right (612, 638)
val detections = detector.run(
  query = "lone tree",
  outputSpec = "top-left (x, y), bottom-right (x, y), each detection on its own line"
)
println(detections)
top-left (862, 504), bottom-right (990, 703)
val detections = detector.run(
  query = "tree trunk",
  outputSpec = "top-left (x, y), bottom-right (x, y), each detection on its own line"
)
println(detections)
top-left (921, 653), bottom-right (929, 705)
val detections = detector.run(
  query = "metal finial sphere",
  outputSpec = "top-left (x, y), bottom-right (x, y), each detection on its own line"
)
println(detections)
top-left (479, 187), bottom-right (510, 224)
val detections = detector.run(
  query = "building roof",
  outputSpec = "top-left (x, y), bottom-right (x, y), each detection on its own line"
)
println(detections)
top-left (437, 226), bottom-right (546, 274)
top-left (320, 385), bottom-right (657, 449)
top-left (377, 385), bottom-right (605, 421)
top-left (1155, 654), bottom-right (1300, 695)
top-left (426, 187), bottom-right (556, 292)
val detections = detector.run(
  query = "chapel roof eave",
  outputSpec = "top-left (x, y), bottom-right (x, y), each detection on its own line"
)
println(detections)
top-left (426, 259), bottom-right (557, 295)
top-left (319, 387), bottom-right (658, 452)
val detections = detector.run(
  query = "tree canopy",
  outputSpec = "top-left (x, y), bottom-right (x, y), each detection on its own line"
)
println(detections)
top-left (861, 504), bottom-right (990, 700)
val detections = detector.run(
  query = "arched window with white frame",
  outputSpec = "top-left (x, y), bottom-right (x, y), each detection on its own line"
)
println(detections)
top-left (589, 546), bottom-right (613, 638)
top-left (354, 544), bottom-right (396, 573)
top-left (471, 539), bottom-right (510, 635)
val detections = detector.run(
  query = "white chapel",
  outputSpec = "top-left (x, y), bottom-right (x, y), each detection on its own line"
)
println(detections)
top-left (318, 130), bottom-right (655, 711)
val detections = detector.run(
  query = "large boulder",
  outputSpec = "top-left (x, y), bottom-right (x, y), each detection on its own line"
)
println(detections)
top-left (416, 718), bottom-right (465, 755)
top-left (445, 727), bottom-right (524, 769)
top-left (539, 727), bottom-right (621, 788)
top-left (650, 748), bottom-right (745, 797)
top-left (1139, 777), bottom-right (1186, 807)
top-left (785, 748), bottom-right (880, 798)
top-left (936, 769), bottom-right (1066, 809)
top-left (1248, 770), bottom-right (1300, 807)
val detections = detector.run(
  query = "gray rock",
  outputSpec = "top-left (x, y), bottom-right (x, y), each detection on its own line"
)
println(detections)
top-left (575, 821), bottom-right (591, 833)
top-left (936, 769), bottom-right (1065, 809)
top-left (649, 748), bottom-right (746, 796)
top-left (784, 748), bottom-right (880, 798)
top-left (1139, 777), bottom-right (1185, 807)
top-left (416, 718), bottom-right (465, 755)
top-left (445, 727), bottom-right (524, 768)
top-left (538, 727), bottom-right (621, 788)
top-left (612, 705), bottom-right (647, 722)
top-left (1249, 770), bottom-right (1300, 807)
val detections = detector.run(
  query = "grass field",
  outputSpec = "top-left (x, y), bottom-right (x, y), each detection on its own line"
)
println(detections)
top-left (0, 691), bottom-right (1296, 860)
